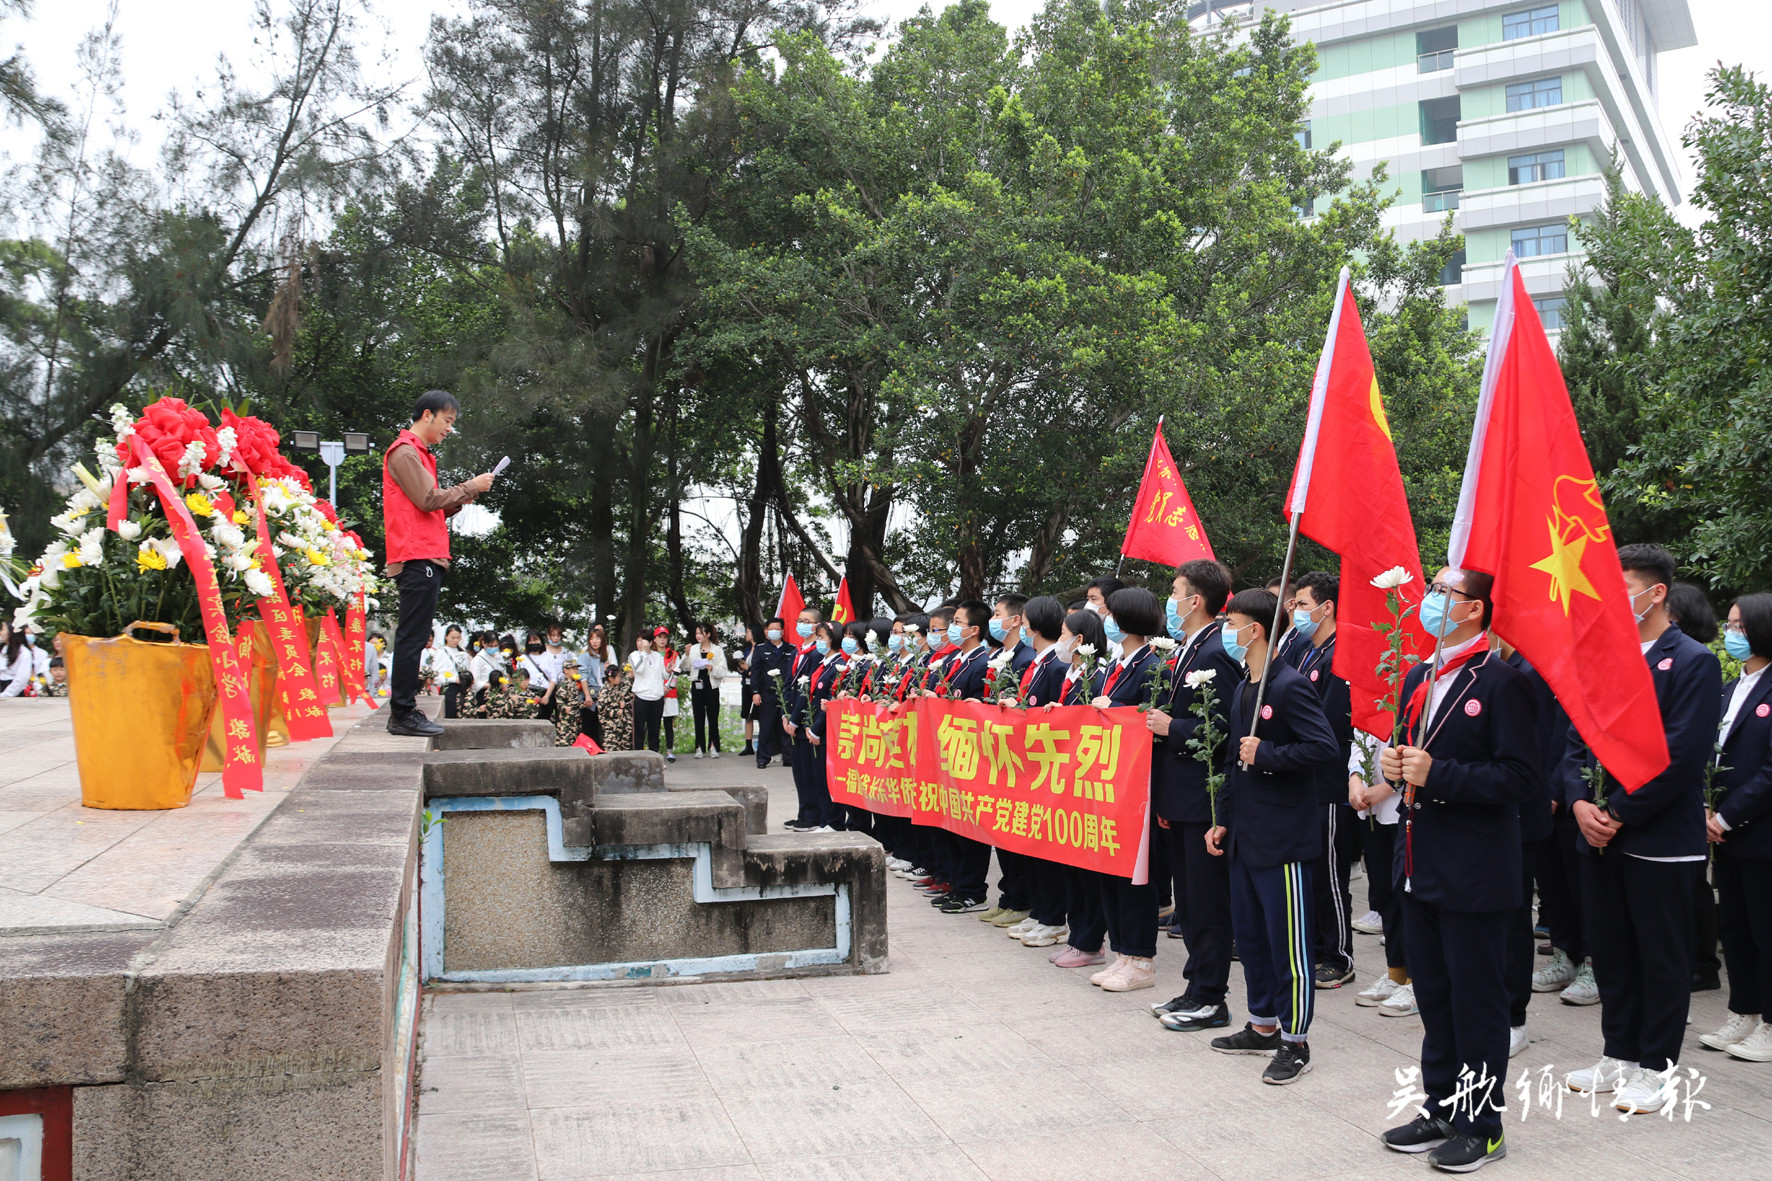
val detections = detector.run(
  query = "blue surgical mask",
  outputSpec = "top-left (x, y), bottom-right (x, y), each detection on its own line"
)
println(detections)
top-left (1292, 605), bottom-right (1320, 641)
top-left (1725, 630), bottom-right (1754, 661)
top-left (814, 638), bottom-right (830, 655)
top-left (841, 637), bottom-right (859, 655)
top-left (1222, 623), bottom-right (1250, 663)
top-left (1103, 616), bottom-right (1125, 646)
top-left (796, 622), bottom-right (814, 640)
top-left (1165, 597), bottom-right (1189, 641)
top-left (766, 628), bottom-right (782, 643)
top-left (989, 619), bottom-right (1008, 643)
top-left (887, 634), bottom-right (904, 652)
top-left (947, 622), bottom-right (964, 646)
top-left (1419, 592), bottom-right (1459, 638)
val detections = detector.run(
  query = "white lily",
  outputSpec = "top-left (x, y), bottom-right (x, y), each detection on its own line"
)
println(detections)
top-left (1370, 566), bottom-right (1414, 591)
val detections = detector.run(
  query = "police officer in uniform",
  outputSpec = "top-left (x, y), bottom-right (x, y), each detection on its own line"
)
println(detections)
top-left (751, 616), bottom-right (794, 769)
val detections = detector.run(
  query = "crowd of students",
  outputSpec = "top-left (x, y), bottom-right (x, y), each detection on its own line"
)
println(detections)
top-left (740, 548), bottom-right (1772, 1175)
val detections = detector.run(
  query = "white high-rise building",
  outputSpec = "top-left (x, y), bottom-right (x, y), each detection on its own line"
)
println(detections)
top-left (1195, 0), bottom-right (1695, 332)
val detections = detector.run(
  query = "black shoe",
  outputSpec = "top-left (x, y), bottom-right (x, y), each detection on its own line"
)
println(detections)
top-left (387, 709), bottom-right (444, 738)
top-left (1314, 962), bottom-right (1355, 989)
top-left (1261, 1039), bottom-right (1311, 1084)
top-left (740, 743), bottom-right (755, 756)
top-left (1693, 971), bottom-right (1723, 992)
top-left (1382, 1113), bottom-right (1457, 1154)
top-left (1161, 1001), bottom-right (1232, 1032)
top-left (938, 895), bottom-right (989, 914)
top-left (1209, 1023), bottom-right (1281, 1056)
top-left (1150, 994), bottom-right (1198, 1018)
top-left (1429, 1131), bottom-right (1505, 1173)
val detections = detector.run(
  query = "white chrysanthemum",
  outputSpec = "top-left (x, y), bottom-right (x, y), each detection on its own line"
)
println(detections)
top-left (197, 472), bottom-right (225, 492)
top-left (0, 530), bottom-right (11, 559)
top-left (153, 536), bottom-right (184, 569)
top-left (1184, 669), bottom-right (1218, 688)
top-left (1152, 636), bottom-right (1178, 652)
top-left (43, 540), bottom-right (68, 562)
top-left (70, 488), bottom-right (101, 514)
top-left (988, 650), bottom-right (1012, 668)
top-left (1075, 643), bottom-right (1097, 657)
top-left (1370, 567), bottom-right (1414, 591)
top-left (126, 466), bottom-right (151, 486)
top-left (244, 568), bottom-right (275, 599)
top-left (78, 528), bottom-right (105, 566)
top-left (278, 530), bottom-right (304, 550)
top-left (177, 439), bottom-right (209, 480)
top-left (865, 629), bottom-right (879, 645)
top-left (115, 518), bottom-right (142, 541)
top-left (50, 510), bottom-right (84, 535)
top-left (224, 553), bottom-right (252, 573)
top-left (211, 522), bottom-right (245, 549)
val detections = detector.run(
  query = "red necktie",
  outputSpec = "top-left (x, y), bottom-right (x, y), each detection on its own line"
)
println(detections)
top-left (1019, 657), bottom-right (1040, 694)
top-left (1103, 660), bottom-right (1126, 696)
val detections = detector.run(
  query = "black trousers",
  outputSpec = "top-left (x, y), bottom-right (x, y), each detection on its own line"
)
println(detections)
top-left (1311, 802), bottom-right (1358, 973)
top-left (1027, 856), bottom-right (1067, 927)
top-left (390, 560), bottom-right (442, 716)
top-left (996, 848), bottom-right (1031, 911)
top-left (1064, 863), bottom-right (1106, 952)
top-left (691, 683), bottom-right (722, 752)
top-left (634, 696), bottom-right (664, 753)
top-left (1098, 870), bottom-right (1159, 958)
top-left (1169, 819), bottom-right (1233, 1004)
top-left (1507, 851), bottom-right (1535, 1027)
top-left (1362, 820), bottom-right (1407, 970)
top-left (1405, 896), bottom-right (1511, 1137)
top-left (1694, 861), bottom-right (1721, 978)
top-left (791, 730), bottom-right (822, 824)
top-left (1581, 852), bottom-right (1700, 1072)
top-left (1534, 814), bottom-right (1585, 961)
top-left (755, 700), bottom-right (783, 766)
top-left (441, 682), bottom-right (463, 719)
top-left (1716, 849), bottom-right (1772, 1016)
top-left (946, 831), bottom-right (991, 901)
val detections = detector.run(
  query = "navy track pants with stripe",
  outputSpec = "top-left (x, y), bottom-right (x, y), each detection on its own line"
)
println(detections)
top-left (1229, 856), bottom-right (1315, 1040)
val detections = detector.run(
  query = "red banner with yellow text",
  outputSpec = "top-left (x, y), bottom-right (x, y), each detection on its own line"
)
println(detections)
top-left (243, 473), bottom-right (333, 740)
top-left (825, 697), bottom-right (1153, 879)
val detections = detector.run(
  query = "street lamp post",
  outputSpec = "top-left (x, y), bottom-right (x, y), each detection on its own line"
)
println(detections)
top-left (290, 430), bottom-right (372, 505)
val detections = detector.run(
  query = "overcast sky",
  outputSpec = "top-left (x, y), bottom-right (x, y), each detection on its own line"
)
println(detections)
top-left (2, 0), bottom-right (1765, 218)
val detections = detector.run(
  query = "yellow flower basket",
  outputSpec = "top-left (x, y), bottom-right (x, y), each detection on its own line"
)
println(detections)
top-left (201, 622), bottom-right (282, 771)
top-left (63, 622), bottom-right (216, 810)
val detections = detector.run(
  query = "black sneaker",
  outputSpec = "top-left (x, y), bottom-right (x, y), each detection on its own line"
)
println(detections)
top-left (1160, 1001), bottom-right (1232, 1032)
top-left (1693, 971), bottom-right (1723, 992)
top-left (1314, 962), bottom-right (1355, 988)
top-left (740, 743), bottom-right (755, 756)
top-left (387, 709), bottom-right (443, 738)
top-left (1381, 1113), bottom-right (1456, 1154)
top-left (1150, 994), bottom-right (1197, 1018)
top-left (1261, 1039), bottom-right (1311, 1084)
top-left (1429, 1131), bottom-right (1505, 1173)
top-left (938, 895), bottom-right (989, 914)
top-left (1210, 1023), bottom-right (1281, 1055)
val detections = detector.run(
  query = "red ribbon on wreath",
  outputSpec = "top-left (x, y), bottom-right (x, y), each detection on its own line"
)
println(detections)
top-left (242, 473), bottom-right (333, 741)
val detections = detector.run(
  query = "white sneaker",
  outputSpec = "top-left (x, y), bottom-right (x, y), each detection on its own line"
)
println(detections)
top-left (1699, 1011), bottom-right (1760, 1051)
top-left (1509, 1024), bottom-right (1532, 1058)
top-left (1378, 982), bottom-right (1418, 1017)
top-left (1559, 959), bottom-right (1600, 1005)
top-left (1352, 910), bottom-right (1384, 935)
top-left (694, 751), bottom-right (705, 759)
top-left (1565, 1056), bottom-right (1633, 1094)
top-left (710, 751), bottom-right (721, 759)
top-left (1614, 1066), bottom-right (1673, 1114)
top-left (1355, 975), bottom-right (1401, 1007)
top-left (1020, 923), bottom-right (1067, 948)
top-left (806, 825), bottom-right (834, 833)
top-left (1725, 1021), bottom-right (1772, 1062)
top-left (1532, 947), bottom-right (1576, 992)
top-left (1005, 917), bottom-right (1039, 938)
top-left (885, 857), bottom-right (908, 871)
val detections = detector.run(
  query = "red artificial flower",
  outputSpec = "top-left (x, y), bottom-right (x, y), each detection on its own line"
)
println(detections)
top-left (312, 498), bottom-right (339, 523)
top-left (118, 397), bottom-right (220, 488)
top-left (220, 409), bottom-right (284, 478)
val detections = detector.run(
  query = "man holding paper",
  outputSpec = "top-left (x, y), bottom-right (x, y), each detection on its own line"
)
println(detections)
top-left (383, 390), bottom-right (497, 737)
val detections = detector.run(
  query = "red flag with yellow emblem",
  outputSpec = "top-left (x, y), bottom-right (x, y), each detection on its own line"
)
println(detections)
top-left (832, 576), bottom-right (857, 625)
top-left (1120, 419), bottom-right (1214, 567)
top-left (1285, 269), bottom-right (1430, 740)
top-left (1449, 256), bottom-right (1667, 790)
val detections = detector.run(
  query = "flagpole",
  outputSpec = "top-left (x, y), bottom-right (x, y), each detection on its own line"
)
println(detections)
top-left (1242, 509), bottom-right (1301, 767)
top-left (1117, 415), bottom-right (1166, 577)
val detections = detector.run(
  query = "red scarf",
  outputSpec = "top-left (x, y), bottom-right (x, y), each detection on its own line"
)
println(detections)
top-left (1401, 641), bottom-right (1487, 738)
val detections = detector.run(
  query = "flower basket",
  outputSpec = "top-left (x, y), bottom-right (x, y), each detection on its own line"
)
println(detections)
top-left (64, 622), bottom-right (216, 810)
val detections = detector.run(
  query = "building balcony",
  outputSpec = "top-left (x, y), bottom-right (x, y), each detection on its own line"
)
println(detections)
top-left (1456, 99), bottom-right (1614, 164)
top-left (1423, 188), bottom-right (1461, 213)
top-left (1458, 173), bottom-right (1606, 232)
top-left (1452, 24), bottom-right (1604, 91)
top-left (1461, 250), bottom-right (1579, 306)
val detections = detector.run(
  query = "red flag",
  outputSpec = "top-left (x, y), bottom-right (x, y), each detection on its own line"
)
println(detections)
top-left (775, 573), bottom-right (806, 635)
top-left (573, 733), bottom-right (604, 755)
top-left (1285, 270), bottom-right (1431, 740)
top-left (1120, 419), bottom-right (1213, 566)
top-left (1449, 257), bottom-right (1668, 791)
top-left (833, 576), bottom-right (857, 625)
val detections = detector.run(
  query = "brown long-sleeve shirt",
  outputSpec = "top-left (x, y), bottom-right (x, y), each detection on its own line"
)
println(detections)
top-left (384, 443), bottom-right (480, 575)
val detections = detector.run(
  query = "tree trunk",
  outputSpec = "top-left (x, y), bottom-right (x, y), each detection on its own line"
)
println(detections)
top-left (664, 394), bottom-right (694, 634)
top-left (621, 354), bottom-right (658, 652)
top-left (736, 403), bottom-right (775, 631)
top-left (588, 413), bottom-right (617, 630)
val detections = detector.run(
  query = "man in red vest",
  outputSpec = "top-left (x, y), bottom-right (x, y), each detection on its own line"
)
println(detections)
top-left (383, 390), bottom-right (495, 737)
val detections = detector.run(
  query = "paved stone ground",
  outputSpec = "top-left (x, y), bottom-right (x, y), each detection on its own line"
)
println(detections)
top-left (413, 756), bottom-right (1770, 1181)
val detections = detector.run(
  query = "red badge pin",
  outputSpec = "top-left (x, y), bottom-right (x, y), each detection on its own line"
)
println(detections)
top-left (1465, 698), bottom-right (1483, 717)
top-left (1759, 703), bottom-right (1770, 718)
top-left (1659, 658), bottom-right (1674, 670)
top-left (1309, 669), bottom-right (1320, 682)
top-left (1261, 704), bottom-right (1274, 720)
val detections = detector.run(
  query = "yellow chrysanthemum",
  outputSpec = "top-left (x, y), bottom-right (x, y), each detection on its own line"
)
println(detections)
top-left (233, 509), bottom-right (250, 526)
top-left (306, 548), bottom-right (330, 566)
top-left (137, 547), bottom-right (168, 572)
top-left (61, 552), bottom-right (83, 568)
top-left (185, 492), bottom-right (215, 517)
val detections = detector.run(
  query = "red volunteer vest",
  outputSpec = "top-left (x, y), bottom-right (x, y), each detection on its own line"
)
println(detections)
top-left (382, 430), bottom-right (451, 564)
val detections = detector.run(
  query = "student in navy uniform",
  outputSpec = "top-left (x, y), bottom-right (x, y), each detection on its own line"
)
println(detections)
top-left (889, 614), bottom-right (941, 886)
top-left (909, 607), bottom-right (959, 901)
top-left (1269, 577), bottom-right (1305, 667)
top-left (1050, 607), bottom-right (1112, 970)
top-left (1082, 588), bottom-right (1166, 993)
top-left (1289, 571), bottom-right (1359, 990)
top-left (1699, 592), bottom-right (1772, 1061)
top-left (1499, 640), bottom-right (1564, 1058)
top-left (832, 619), bottom-right (882, 835)
top-left (1084, 575), bottom-right (1124, 617)
top-left (782, 607), bottom-right (827, 831)
top-left (981, 593), bottom-right (1037, 926)
top-left (1206, 587), bottom-right (1339, 1084)
top-left (991, 593), bottom-right (1037, 674)
top-left (800, 621), bottom-right (847, 832)
top-left (1147, 560), bottom-right (1245, 1031)
top-left (1376, 568), bottom-right (1535, 1173)
top-left (1562, 543), bottom-right (1723, 1115)
top-left (751, 617), bottom-right (794, 769)
top-left (928, 600), bottom-right (997, 914)
top-left (1004, 596), bottom-right (1076, 948)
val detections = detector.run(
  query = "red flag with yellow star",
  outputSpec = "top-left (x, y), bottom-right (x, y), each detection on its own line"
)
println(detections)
top-left (1449, 256), bottom-right (1667, 790)
top-left (832, 576), bottom-right (857, 625)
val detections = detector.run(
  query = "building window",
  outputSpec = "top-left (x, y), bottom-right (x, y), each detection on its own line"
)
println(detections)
top-left (1417, 26), bottom-right (1457, 73)
top-left (1438, 249), bottom-right (1467, 286)
top-left (1296, 120), bottom-right (1312, 150)
top-left (1512, 223), bottom-right (1569, 257)
top-left (1503, 5), bottom-right (1560, 40)
top-left (1420, 96), bottom-right (1461, 145)
top-left (1506, 77), bottom-right (1563, 112)
top-left (1508, 149), bottom-right (1566, 184)
top-left (1422, 165), bottom-right (1462, 212)
top-left (1534, 295), bottom-right (1568, 331)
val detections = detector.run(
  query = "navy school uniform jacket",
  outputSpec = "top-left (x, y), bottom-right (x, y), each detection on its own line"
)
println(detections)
top-left (1504, 653), bottom-right (1565, 844)
top-left (1020, 647), bottom-right (1069, 707)
top-left (784, 644), bottom-right (822, 725)
top-left (1293, 634), bottom-right (1355, 805)
top-left (1562, 626), bottom-right (1723, 858)
top-left (1715, 669), bottom-right (1772, 860)
top-left (1154, 623), bottom-right (1246, 825)
top-left (1395, 651), bottom-right (1537, 912)
top-left (942, 645), bottom-right (994, 702)
top-left (1007, 641), bottom-right (1036, 675)
top-left (1219, 662), bottom-right (1341, 868)
top-left (807, 652), bottom-right (847, 739)
top-left (1058, 662), bottom-right (1105, 706)
top-left (1098, 643), bottom-right (1162, 709)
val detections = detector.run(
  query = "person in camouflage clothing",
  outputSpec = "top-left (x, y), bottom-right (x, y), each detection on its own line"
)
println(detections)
top-left (481, 668), bottom-right (539, 720)
top-left (553, 656), bottom-right (587, 746)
